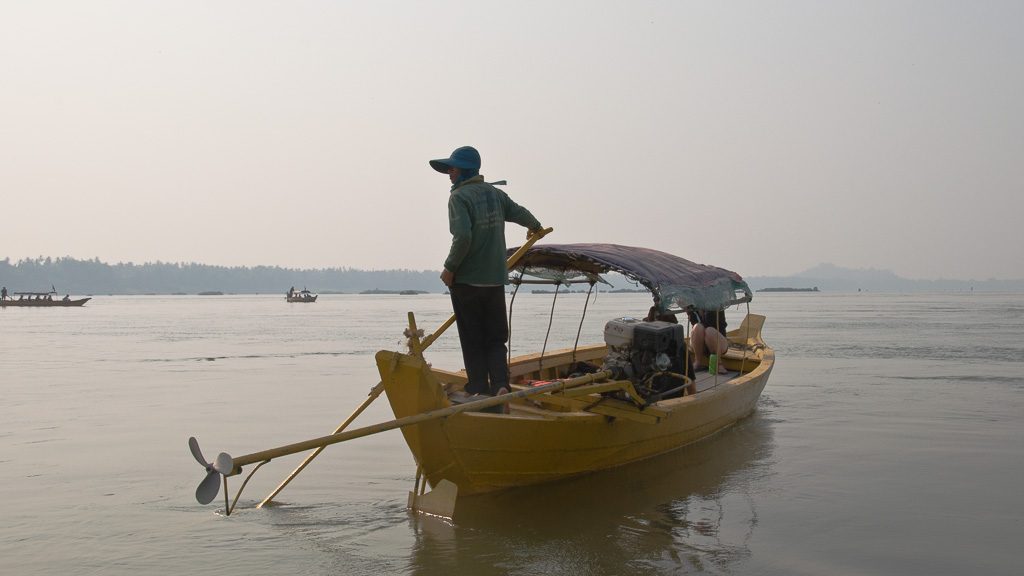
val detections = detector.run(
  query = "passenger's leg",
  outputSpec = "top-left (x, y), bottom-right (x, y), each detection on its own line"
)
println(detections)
top-left (691, 324), bottom-right (708, 368)
top-left (705, 327), bottom-right (729, 373)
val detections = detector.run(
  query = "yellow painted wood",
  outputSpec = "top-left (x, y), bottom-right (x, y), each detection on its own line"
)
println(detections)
top-left (406, 312), bottom-right (424, 358)
top-left (583, 403), bottom-right (663, 425)
top-left (377, 340), bottom-right (775, 495)
top-left (256, 381), bottom-right (385, 507)
top-left (556, 380), bottom-right (646, 405)
top-left (726, 314), bottom-right (767, 360)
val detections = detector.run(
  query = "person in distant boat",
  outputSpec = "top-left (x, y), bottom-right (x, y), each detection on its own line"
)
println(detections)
top-left (63, 294), bottom-right (70, 301)
top-left (687, 308), bottom-right (729, 373)
top-left (1, 286), bottom-right (6, 300)
top-left (432, 145), bottom-right (543, 399)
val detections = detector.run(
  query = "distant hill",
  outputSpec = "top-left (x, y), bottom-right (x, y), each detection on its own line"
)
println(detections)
top-left (747, 263), bottom-right (1024, 292)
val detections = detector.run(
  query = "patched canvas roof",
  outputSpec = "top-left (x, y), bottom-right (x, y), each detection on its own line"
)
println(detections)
top-left (509, 243), bottom-right (752, 311)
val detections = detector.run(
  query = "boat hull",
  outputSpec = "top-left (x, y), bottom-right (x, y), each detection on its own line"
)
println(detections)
top-left (286, 296), bottom-right (317, 302)
top-left (1, 298), bottom-right (90, 307)
top-left (376, 342), bottom-right (773, 496)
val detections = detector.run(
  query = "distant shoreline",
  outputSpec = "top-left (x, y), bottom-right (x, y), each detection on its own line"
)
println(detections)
top-left (757, 287), bottom-right (820, 293)
top-left (4, 256), bottom-right (1024, 294)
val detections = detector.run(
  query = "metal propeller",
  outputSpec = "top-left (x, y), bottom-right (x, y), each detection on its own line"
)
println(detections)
top-left (189, 436), bottom-right (234, 505)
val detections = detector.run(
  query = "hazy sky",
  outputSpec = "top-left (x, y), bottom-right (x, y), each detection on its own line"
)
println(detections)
top-left (2, 1), bottom-right (1022, 280)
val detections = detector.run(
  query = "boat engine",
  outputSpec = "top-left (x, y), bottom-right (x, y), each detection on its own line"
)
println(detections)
top-left (604, 317), bottom-right (695, 399)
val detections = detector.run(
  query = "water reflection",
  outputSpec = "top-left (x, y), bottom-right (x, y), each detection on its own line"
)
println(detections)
top-left (407, 411), bottom-right (775, 575)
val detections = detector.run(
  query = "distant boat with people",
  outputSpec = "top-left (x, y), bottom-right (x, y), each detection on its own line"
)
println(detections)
top-left (0, 287), bottom-right (90, 307)
top-left (286, 287), bottom-right (317, 303)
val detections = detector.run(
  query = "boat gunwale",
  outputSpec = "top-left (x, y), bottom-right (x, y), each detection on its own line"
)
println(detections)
top-left (426, 340), bottom-right (774, 422)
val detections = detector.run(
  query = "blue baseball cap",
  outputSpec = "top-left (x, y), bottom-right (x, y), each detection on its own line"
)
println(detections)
top-left (429, 146), bottom-right (481, 173)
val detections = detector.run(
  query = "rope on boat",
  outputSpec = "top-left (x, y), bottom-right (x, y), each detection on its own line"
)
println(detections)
top-left (684, 313), bottom-right (692, 389)
top-left (538, 281), bottom-right (561, 373)
top-left (507, 270), bottom-right (524, 368)
top-left (714, 310), bottom-right (721, 387)
top-left (739, 302), bottom-right (751, 376)
top-left (571, 281), bottom-right (596, 364)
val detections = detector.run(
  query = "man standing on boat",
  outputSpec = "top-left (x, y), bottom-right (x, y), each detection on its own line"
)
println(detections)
top-left (431, 145), bottom-right (543, 397)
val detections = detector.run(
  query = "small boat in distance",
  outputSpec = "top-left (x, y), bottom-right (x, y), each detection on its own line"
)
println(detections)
top-left (286, 287), bottom-right (317, 303)
top-left (1, 289), bottom-right (91, 307)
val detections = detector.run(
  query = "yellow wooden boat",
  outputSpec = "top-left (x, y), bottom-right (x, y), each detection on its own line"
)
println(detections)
top-left (377, 242), bottom-right (772, 499)
top-left (186, 236), bottom-right (772, 518)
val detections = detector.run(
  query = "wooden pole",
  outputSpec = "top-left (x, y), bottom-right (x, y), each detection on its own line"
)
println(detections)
top-left (255, 227), bottom-right (552, 503)
top-left (228, 370), bottom-right (611, 474)
top-left (257, 382), bottom-right (385, 507)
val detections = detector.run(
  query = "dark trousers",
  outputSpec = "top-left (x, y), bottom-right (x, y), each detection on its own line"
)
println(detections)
top-left (449, 284), bottom-right (509, 395)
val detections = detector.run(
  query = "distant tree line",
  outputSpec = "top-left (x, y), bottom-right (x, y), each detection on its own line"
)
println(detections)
top-left (4, 256), bottom-right (1018, 296)
top-left (0, 256), bottom-right (444, 295)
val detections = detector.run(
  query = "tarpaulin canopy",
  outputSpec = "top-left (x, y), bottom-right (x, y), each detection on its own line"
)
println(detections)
top-left (509, 243), bottom-right (752, 312)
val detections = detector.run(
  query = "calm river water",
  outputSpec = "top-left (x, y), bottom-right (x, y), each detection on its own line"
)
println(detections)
top-left (1, 292), bottom-right (1022, 575)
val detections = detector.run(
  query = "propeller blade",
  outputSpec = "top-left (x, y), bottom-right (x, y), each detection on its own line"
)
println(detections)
top-left (189, 438), bottom-right (231, 505)
top-left (196, 469), bottom-right (221, 504)
top-left (213, 452), bottom-right (234, 475)
top-left (189, 437), bottom-right (211, 468)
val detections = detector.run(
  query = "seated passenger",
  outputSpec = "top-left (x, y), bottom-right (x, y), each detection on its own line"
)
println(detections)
top-left (687, 308), bottom-right (729, 373)
top-left (644, 305), bottom-right (678, 324)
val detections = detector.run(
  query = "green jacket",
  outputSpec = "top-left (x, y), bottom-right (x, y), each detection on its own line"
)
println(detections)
top-left (444, 175), bottom-right (541, 285)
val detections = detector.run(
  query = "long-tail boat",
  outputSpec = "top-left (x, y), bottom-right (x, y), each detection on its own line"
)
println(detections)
top-left (187, 229), bottom-right (773, 519)
top-left (1, 291), bottom-right (90, 307)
